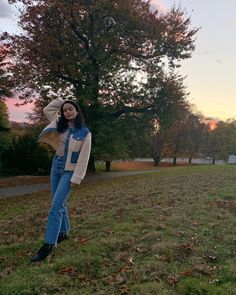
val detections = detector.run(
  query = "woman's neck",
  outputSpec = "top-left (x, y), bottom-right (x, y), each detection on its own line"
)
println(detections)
top-left (68, 121), bottom-right (75, 129)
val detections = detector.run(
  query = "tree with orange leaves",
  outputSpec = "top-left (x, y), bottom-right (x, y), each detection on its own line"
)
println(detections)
top-left (4, 0), bottom-right (198, 168)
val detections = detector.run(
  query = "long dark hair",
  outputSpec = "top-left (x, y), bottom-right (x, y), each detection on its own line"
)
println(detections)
top-left (57, 100), bottom-right (85, 133)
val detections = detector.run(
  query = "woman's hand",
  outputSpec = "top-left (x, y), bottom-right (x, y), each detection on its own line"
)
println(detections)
top-left (70, 182), bottom-right (77, 188)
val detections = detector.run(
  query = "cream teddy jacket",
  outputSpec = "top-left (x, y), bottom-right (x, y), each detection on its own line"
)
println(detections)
top-left (38, 97), bottom-right (91, 184)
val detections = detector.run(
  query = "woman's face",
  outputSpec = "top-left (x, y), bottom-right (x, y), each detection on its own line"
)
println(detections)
top-left (62, 103), bottom-right (78, 121)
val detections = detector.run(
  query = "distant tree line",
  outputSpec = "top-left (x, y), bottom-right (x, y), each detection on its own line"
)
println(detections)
top-left (1, 99), bottom-right (236, 176)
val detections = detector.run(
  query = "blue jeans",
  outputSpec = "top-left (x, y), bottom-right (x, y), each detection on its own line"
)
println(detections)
top-left (45, 155), bottom-right (73, 245)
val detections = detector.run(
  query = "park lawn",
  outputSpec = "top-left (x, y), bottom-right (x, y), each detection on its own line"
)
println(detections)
top-left (1, 165), bottom-right (236, 294)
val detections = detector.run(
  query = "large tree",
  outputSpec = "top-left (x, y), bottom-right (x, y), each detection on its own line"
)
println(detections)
top-left (150, 72), bottom-right (190, 166)
top-left (160, 106), bottom-right (193, 165)
top-left (184, 112), bottom-right (208, 163)
top-left (0, 45), bottom-right (12, 100)
top-left (5, 0), bottom-right (198, 167)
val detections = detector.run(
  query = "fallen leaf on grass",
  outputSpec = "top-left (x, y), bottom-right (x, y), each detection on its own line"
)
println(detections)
top-left (194, 264), bottom-right (216, 276)
top-left (179, 264), bottom-right (220, 279)
top-left (176, 231), bottom-right (185, 237)
top-left (118, 285), bottom-right (130, 295)
top-left (213, 200), bottom-right (236, 213)
top-left (178, 242), bottom-right (194, 251)
top-left (209, 278), bottom-right (219, 284)
top-left (117, 252), bottom-right (135, 265)
top-left (60, 266), bottom-right (76, 274)
top-left (106, 274), bottom-right (126, 285)
top-left (155, 254), bottom-right (170, 262)
top-left (214, 235), bottom-right (223, 241)
top-left (205, 252), bottom-right (217, 261)
top-left (118, 267), bottom-right (126, 273)
top-left (180, 269), bottom-right (194, 277)
top-left (105, 230), bottom-right (114, 236)
top-left (76, 273), bottom-right (88, 281)
top-left (74, 237), bottom-right (90, 245)
top-left (128, 256), bottom-right (134, 265)
top-left (134, 247), bottom-right (144, 253)
top-left (192, 222), bottom-right (199, 227)
top-left (115, 274), bottom-right (126, 284)
top-left (156, 223), bottom-right (167, 230)
top-left (167, 274), bottom-right (180, 286)
top-left (0, 266), bottom-right (13, 278)
top-left (59, 267), bottom-right (90, 282)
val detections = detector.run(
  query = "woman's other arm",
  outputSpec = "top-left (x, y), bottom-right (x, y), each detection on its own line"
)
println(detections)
top-left (71, 132), bottom-right (92, 185)
top-left (43, 97), bottom-right (64, 122)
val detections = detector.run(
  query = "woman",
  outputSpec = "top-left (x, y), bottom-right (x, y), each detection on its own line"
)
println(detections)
top-left (30, 97), bottom-right (91, 262)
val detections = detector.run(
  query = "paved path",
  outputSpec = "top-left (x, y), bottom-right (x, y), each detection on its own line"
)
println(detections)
top-left (0, 169), bottom-right (161, 198)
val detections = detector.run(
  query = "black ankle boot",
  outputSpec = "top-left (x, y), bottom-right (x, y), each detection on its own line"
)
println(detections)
top-left (30, 243), bottom-right (54, 262)
top-left (57, 233), bottom-right (69, 244)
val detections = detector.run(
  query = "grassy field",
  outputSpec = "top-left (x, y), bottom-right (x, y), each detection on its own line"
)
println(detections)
top-left (1, 165), bottom-right (236, 294)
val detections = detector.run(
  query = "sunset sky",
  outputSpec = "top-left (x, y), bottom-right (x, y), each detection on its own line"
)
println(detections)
top-left (0, 0), bottom-right (235, 122)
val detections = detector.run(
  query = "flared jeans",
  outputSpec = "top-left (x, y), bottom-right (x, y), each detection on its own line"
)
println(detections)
top-left (45, 155), bottom-right (73, 245)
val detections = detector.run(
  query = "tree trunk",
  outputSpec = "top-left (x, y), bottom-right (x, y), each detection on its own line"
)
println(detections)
top-left (173, 156), bottom-right (177, 166)
top-left (154, 160), bottom-right (159, 166)
top-left (105, 160), bottom-right (111, 172)
top-left (188, 157), bottom-right (192, 164)
top-left (153, 155), bottom-right (160, 166)
top-left (88, 154), bottom-right (96, 172)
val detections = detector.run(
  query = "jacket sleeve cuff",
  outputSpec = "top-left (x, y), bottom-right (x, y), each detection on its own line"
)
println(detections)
top-left (71, 175), bottom-right (82, 185)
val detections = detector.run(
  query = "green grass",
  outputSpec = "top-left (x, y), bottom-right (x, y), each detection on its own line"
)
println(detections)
top-left (1, 165), bottom-right (236, 294)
